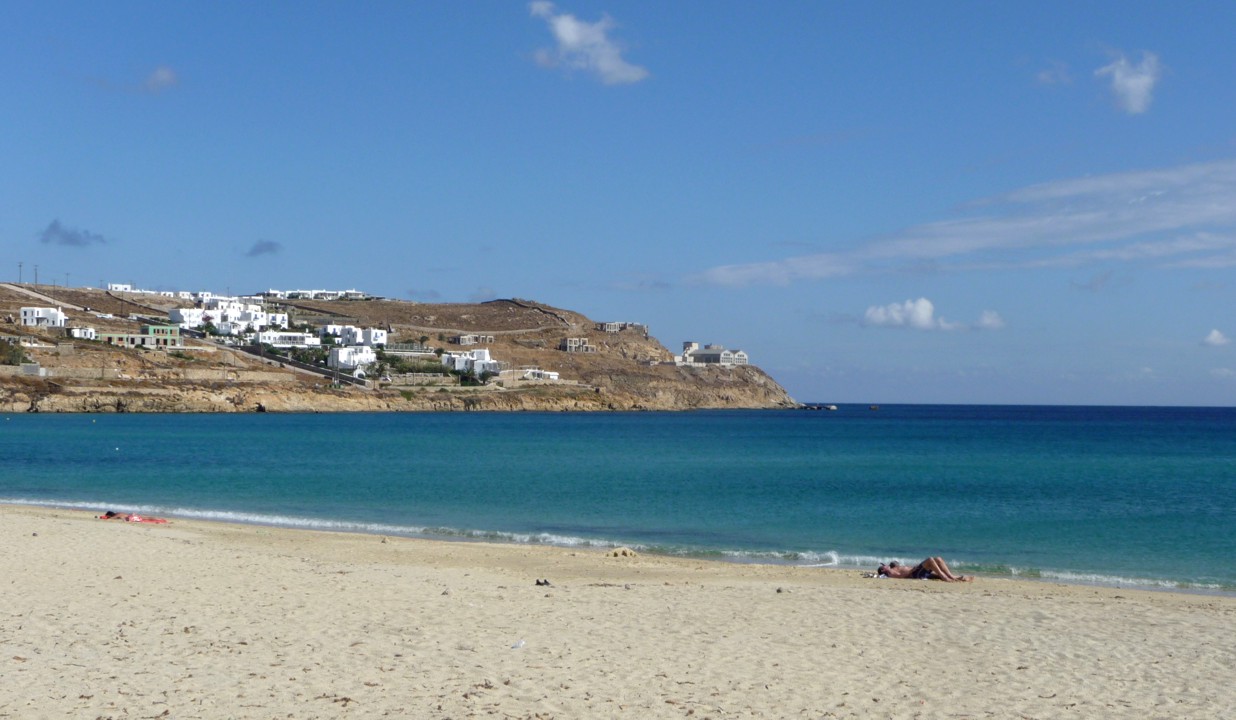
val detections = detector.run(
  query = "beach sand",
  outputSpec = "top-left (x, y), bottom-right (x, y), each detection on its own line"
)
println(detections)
top-left (2, 505), bottom-right (1232, 719)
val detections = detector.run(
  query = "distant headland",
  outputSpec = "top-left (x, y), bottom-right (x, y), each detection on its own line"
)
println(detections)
top-left (0, 283), bottom-right (798, 412)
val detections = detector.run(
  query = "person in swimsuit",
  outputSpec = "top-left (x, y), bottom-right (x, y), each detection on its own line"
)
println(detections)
top-left (877, 557), bottom-right (971, 582)
top-left (97, 510), bottom-right (169, 524)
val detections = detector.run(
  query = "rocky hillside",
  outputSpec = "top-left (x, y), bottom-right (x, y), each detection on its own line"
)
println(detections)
top-left (0, 286), bottom-right (798, 413)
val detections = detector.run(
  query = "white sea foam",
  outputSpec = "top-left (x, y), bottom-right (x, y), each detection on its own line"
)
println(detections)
top-left (3, 497), bottom-right (1228, 594)
top-left (1016, 567), bottom-right (1222, 592)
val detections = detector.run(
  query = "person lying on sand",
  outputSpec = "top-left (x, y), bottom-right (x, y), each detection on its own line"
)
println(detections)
top-left (878, 557), bottom-right (971, 582)
top-left (97, 511), bottom-right (169, 524)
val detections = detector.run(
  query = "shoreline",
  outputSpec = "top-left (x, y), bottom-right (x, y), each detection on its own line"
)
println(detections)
top-left (5, 498), bottom-right (1228, 598)
top-left (6, 503), bottom-right (1234, 717)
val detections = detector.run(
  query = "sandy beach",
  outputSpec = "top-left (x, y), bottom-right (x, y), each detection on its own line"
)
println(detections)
top-left (2, 505), bottom-right (1232, 719)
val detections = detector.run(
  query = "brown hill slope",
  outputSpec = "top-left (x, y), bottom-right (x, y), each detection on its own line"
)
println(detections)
top-left (0, 288), bottom-right (798, 412)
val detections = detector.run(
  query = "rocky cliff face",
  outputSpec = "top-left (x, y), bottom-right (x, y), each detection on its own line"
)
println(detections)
top-left (2, 364), bottom-right (797, 414)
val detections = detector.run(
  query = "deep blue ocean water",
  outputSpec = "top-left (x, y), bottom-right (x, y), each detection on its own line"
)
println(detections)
top-left (3, 405), bottom-right (1234, 592)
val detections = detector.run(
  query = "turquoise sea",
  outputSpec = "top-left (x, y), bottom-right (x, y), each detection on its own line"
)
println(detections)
top-left (3, 405), bottom-right (1234, 593)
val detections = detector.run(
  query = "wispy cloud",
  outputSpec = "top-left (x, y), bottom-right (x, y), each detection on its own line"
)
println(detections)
top-left (861, 298), bottom-right (1001, 332)
top-left (696, 159), bottom-right (1236, 287)
top-left (94, 65), bottom-right (179, 95)
top-left (38, 219), bottom-right (107, 246)
top-left (611, 274), bottom-right (672, 292)
top-left (1203, 329), bottom-right (1230, 347)
top-left (1095, 51), bottom-right (1161, 114)
top-left (699, 253), bottom-right (854, 287)
top-left (529, 2), bottom-right (648, 85)
top-left (976, 310), bottom-right (1006, 330)
top-left (1036, 60), bottom-right (1072, 86)
top-left (1072, 270), bottom-right (1114, 292)
top-left (245, 240), bottom-right (282, 257)
top-left (143, 66), bottom-right (178, 94)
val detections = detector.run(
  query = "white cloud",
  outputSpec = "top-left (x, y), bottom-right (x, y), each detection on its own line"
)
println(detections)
top-left (1095, 51), bottom-right (1161, 114)
top-left (861, 300), bottom-right (1004, 332)
top-left (865, 298), bottom-right (931, 329)
top-left (1212, 368), bottom-right (1235, 378)
top-left (529, 2), bottom-right (648, 85)
top-left (697, 253), bottom-right (853, 287)
top-left (143, 66), bottom-right (178, 94)
top-left (977, 310), bottom-right (1005, 330)
top-left (863, 298), bottom-right (953, 331)
top-left (1203, 329), bottom-right (1231, 347)
top-left (696, 159), bottom-right (1236, 287)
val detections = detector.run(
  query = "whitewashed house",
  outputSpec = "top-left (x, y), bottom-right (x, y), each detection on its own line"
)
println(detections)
top-left (20, 307), bottom-right (67, 328)
top-left (441, 348), bottom-right (502, 376)
top-left (257, 330), bottom-right (321, 348)
top-left (522, 368), bottom-right (560, 381)
top-left (678, 342), bottom-right (750, 367)
top-left (68, 327), bottom-right (97, 340)
top-left (328, 346), bottom-right (377, 372)
top-left (169, 307), bottom-right (206, 328)
top-left (321, 325), bottom-right (387, 347)
top-left (170, 298), bottom-right (285, 335)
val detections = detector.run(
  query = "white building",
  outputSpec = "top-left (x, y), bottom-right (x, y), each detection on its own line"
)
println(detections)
top-left (340, 326), bottom-right (387, 347)
top-left (597, 321), bottom-right (646, 334)
top-left (522, 368), bottom-right (560, 381)
top-left (328, 346), bottom-right (377, 372)
top-left (441, 348), bottom-right (502, 376)
top-left (266, 288), bottom-right (369, 301)
top-left (20, 307), bottom-right (67, 328)
top-left (68, 327), bottom-right (97, 340)
top-left (169, 299), bottom-right (287, 335)
top-left (320, 325), bottom-right (386, 347)
top-left (677, 342), bottom-right (750, 367)
top-left (560, 337), bottom-right (596, 353)
top-left (107, 283), bottom-right (132, 292)
top-left (169, 307), bottom-right (206, 328)
top-left (256, 330), bottom-right (321, 348)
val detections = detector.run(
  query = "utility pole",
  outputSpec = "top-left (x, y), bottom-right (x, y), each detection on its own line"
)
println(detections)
top-left (33, 265), bottom-right (38, 286)
top-left (17, 262), bottom-right (22, 284)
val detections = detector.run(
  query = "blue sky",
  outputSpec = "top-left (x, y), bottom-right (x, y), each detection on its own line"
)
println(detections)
top-left (5, 2), bottom-right (1236, 406)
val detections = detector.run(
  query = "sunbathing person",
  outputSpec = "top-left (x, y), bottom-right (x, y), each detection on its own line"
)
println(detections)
top-left (97, 510), bottom-right (169, 524)
top-left (877, 557), bottom-right (971, 582)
